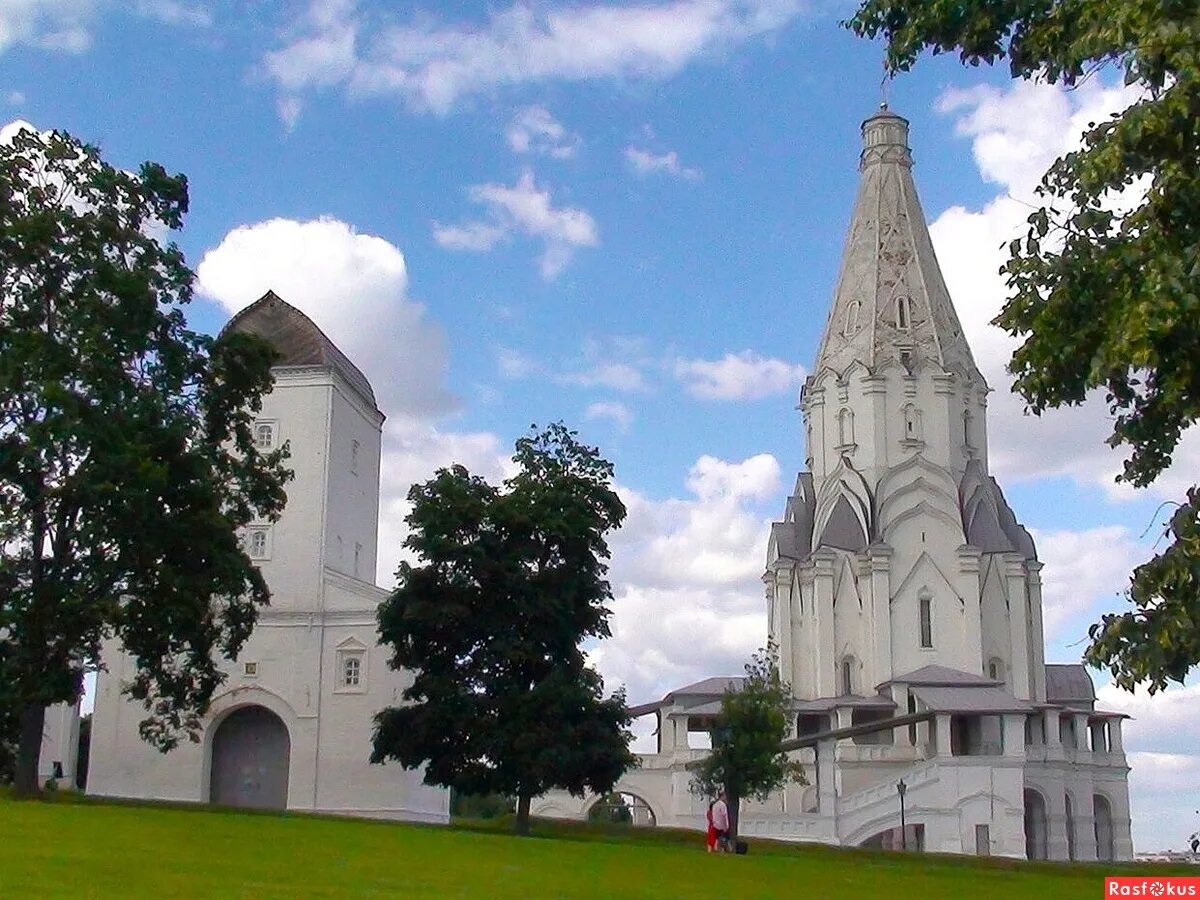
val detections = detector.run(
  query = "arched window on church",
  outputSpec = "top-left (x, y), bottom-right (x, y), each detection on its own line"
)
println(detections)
top-left (841, 657), bottom-right (855, 696)
top-left (843, 300), bottom-right (861, 336)
top-left (987, 657), bottom-right (1005, 684)
top-left (919, 591), bottom-right (933, 648)
top-left (963, 409), bottom-right (973, 448)
top-left (902, 403), bottom-right (922, 442)
top-left (837, 408), bottom-right (854, 447)
top-left (896, 296), bottom-right (911, 330)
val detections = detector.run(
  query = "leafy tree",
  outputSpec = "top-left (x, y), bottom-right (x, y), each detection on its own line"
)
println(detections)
top-left (372, 423), bottom-right (636, 835)
top-left (0, 127), bottom-right (290, 797)
top-left (691, 646), bottom-right (805, 842)
top-left (848, 0), bottom-right (1200, 691)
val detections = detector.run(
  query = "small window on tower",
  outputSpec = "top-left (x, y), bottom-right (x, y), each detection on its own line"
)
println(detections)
top-left (351, 439), bottom-right (360, 475)
top-left (896, 296), bottom-right (911, 330)
top-left (354, 542), bottom-right (363, 578)
top-left (254, 421), bottom-right (276, 450)
top-left (841, 658), bottom-right (854, 695)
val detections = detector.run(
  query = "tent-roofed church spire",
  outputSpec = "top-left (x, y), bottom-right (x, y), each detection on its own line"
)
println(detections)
top-left (813, 106), bottom-right (982, 383)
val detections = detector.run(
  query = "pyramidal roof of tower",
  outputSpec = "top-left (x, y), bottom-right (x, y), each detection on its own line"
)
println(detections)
top-left (812, 106), bottom-right (982, 382)
top-left (221, 290), bottom-right (377, 407)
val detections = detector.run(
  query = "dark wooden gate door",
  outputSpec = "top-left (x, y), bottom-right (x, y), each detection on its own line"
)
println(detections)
top-left (210, 706), bottom-right (290, 810)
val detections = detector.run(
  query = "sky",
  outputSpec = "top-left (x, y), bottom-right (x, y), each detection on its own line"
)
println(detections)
top-left (4, 0), bottom-right (1199, 852)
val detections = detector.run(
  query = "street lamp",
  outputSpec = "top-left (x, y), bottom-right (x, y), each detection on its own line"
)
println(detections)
top-left (897, 779), bottom-right (908, 851)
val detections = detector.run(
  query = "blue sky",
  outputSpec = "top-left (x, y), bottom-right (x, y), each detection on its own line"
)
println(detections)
top-left (6, 0), bottom-right (1199, 851)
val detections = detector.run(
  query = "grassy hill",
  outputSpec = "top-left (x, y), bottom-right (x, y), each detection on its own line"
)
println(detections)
top-left (0, 794), bottom-right (1180, 898)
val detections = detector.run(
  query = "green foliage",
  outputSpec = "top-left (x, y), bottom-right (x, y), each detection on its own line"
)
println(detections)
top-left (450, 789), bottom-right (513, 820)
top-left (0, 127), bottom-right (291, 794)
top-left (847, 0), bottom-right (1200, 691)
top-left (691, 646), bottom-right (805, 838)
top-left (372, 423), bottom-right (636, 835)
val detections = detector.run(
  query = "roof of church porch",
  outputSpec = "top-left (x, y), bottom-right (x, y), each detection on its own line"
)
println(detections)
top-left (910, 685), bottom-right (1035, 715)
top-left (878, 664), bottom-right (1003, 690)
top-left (221, 290), bottom-right (379, 409)
top-left (809, 106), bottom-right (983, 383)
top-left (1045, 663), bottom-right (1098, 710)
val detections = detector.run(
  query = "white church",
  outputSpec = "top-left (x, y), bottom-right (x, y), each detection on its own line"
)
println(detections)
top-left (38, 106), bottom-right (1132, 860)
top-left (534, 108), bottom-right (1134, 860)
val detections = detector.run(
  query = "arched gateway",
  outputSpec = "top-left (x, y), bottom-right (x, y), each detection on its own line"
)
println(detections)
top-left (209, 705), bottom-right (291, 810)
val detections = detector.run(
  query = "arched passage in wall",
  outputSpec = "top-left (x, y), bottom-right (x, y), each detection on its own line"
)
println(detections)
top-left (1024, 788), bottom-right (1048, 860)
top-left (586, 791), bottom-right (657, 827)
top-left (209, 705), bottom-right (291, 810)
top-left (1094, 794), bottom-right (1115, 861)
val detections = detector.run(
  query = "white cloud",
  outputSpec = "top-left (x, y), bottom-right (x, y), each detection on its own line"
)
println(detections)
top-left (435, 170), bottom-right (598, 279)
top-left (929, 78), bottom-right (1200, 498)
top-left (196, 216), bottom-right (456, 419)
top-left (1096, 681), bottom-right (1200, 754)
top-left (585, 401), bottom-right (633, 432)
top-left (563, 361), bottom-right (646, 392)
top-left (624, 146), bottom-right (701, 180)
top-left (674, 350), bottom-right (804, 400)
top-left (6, 90), bottom-right (24, 105)
top-left (496, 346), bottom-right (540, 379)
top-left (0, 0), bottom-right (213, 56)
top-left (496, 337), bottom-right (653, 392)
top-left (432, 219), bottom-right (507, 252)
top-left (263, 0), bottom-right (357, 92)
top-left (264, 0), bottom-right (806, 115)
top-left (507, 105), bottom-right (580, 159)
top-left (1094, 682), bottom-right (1200, 849)
top-left (590, 584), bottom-right (762, 712)
top-left (276, 96), bottom-right (302, 132)
top-left (0, 1), bottom-right (94, 55)
top-left (1033, 526), bottom-right (1142, 641)
top-left (593, 453), bottom-right (780, 703)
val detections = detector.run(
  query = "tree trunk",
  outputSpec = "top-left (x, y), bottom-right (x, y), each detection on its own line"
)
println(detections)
top-left (727, 787), bottom-right (741, 843)
top-left (514, 792), bottom-right (532, 836)
top-left (13, 705), bottom-right (46, 799)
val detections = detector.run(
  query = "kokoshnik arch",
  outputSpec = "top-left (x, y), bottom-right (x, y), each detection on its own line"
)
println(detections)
top-left (535, 107), bottom-right (1134, 860)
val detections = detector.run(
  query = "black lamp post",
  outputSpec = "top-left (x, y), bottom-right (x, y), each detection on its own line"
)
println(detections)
top-left (897, 779), bottom-right (908, 851)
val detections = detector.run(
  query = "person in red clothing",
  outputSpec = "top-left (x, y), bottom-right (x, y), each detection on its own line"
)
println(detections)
top-left (705, 799), bottom-right (718, 852)
top-left (711, 791), bottom-right (731, 852)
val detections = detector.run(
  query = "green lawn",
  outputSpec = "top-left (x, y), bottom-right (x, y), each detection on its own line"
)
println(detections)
top-left (0, 795), bottom-right (1181, 899)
